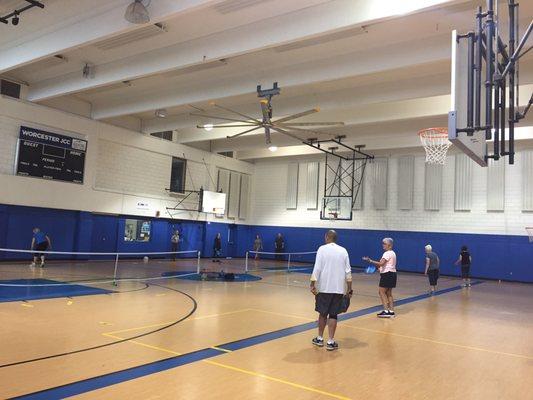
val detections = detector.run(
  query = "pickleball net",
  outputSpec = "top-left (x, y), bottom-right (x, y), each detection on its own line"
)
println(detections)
top-left (245, 250), bottom-right (317, 273)
top-left (0, 248), bottom-right (202, 287)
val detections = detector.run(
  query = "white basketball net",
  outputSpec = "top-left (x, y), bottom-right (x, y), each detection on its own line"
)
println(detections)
top-left (419, 128), bottom-right (452, 165)
top-left (527, 227), bottom-right (533, 243)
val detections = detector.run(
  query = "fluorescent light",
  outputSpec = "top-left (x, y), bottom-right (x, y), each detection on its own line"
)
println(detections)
top-left (155, 109), bottom-right (167, 118)
top-left (268, 145), bottom-right (278, 152)
top-left (204, 123), bottom-right (214, 131)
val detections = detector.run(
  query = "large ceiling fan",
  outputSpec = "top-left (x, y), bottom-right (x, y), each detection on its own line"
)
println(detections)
top-left (191, 82), bottom-right (345, 145)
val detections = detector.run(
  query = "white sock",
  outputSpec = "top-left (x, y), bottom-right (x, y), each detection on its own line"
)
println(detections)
top-left (327, 338), bottom-right (335, 344)
top-left (317, 336), bottom-right (323, 341)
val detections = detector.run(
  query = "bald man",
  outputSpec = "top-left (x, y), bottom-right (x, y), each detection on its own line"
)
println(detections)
top-left (310, 230), bottom-right (353, 351)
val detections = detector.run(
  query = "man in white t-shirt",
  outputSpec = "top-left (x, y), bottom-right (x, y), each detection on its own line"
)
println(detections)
top-left (363, 237), bottom-right (397, 318)
top-left (310, 230), bottom-right (353, 351)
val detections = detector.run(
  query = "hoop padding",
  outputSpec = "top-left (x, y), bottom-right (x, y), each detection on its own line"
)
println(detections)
top-left (419, 127), bottom-right (452, 165)
top-left (526, 227), bottom-right (533, 243)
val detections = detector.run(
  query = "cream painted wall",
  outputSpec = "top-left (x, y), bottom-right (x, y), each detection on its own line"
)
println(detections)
top-left (0, 95), bottom-right (253, 223)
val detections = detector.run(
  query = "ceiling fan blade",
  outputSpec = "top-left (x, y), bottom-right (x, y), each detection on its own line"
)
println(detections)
top-left (226, 126), bottom-right (263, 139)
top-left (197, 124), bottom-right (258, 129)
top-left (190, 112), bottom-right (250, 124)
top-left (212, 103), bottom-right (261, 123)
top-left (274, 108), bottom-right (319, 123)
top-left (269, 126), bottom-right (307, 142)
top-left (280, 122), bottom-right (345, 127)
top-left (275, 123), bottom-right (335, 138)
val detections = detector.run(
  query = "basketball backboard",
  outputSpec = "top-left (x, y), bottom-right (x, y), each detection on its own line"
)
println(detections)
top-left (449, 30), bottom-right (488, 167)
top-left (320, 196), bottom-right (352, 221)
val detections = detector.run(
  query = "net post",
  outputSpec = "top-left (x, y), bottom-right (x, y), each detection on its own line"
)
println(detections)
top-left (197, 250), bottom-right (201, 274)
top-left (287, 253), bottom-right (291, 273)
top-left (113, 253), bottom-right (119, 286)
top-left (245, 251), bottom-right (249, 273)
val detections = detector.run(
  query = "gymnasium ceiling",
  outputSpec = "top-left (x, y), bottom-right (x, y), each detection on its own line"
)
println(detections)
top-left (1, 0), bottom-right (532, 160)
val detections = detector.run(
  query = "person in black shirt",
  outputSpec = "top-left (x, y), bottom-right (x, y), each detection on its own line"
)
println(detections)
top-left (274, 233), bottom-right (284, 261)
top-left (213, 233), bottom-right (222, 263)
top-left (455, 245), bottom-right (472, 287)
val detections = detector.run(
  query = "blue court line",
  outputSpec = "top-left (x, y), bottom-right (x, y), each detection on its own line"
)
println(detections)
top-left (11, 281), bottom-right (482, 399)
top-left (11, 348), bottom-right (224, 400)
top-left (0, 279), bottom-right (114, 303)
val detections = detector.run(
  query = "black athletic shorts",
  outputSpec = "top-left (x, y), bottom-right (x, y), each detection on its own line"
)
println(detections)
top-left (379, 272), bottom-right (397, 288)
top-left (34, 242), bottom-right (48, 256)
top-left (315, 293), bottom-right (344, 318)
top-left (428, 269), bottom-right (439, 286)
top-left (461, 265), bottom-right (471, 279)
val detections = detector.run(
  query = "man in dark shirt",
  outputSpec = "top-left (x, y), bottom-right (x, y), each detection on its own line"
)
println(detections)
top-left (213, 233), bottom-right (222, 263)
top-left (455, 245), bottom-right (472, 287)
top-left (275, 233), bottom-right (284, 261)
top-left (31, 227), bottom-right (51, 268)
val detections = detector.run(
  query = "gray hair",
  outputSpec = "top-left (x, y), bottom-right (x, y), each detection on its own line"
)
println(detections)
top-left (383, 237), bottom-right (394, 247)
top-left (425, 244), bottom-right (432, 252)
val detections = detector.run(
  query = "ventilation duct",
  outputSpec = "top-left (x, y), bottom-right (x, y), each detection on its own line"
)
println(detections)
top-left (213, 0), bottom-right (274, 14)
top-left (93, 23), bottom-right (166, 51)
top-left (274, 26), bottom-right (368, 53)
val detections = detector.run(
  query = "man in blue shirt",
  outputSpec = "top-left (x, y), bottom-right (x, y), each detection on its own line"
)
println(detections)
top-left (31, 227), bottom-right (51, 268)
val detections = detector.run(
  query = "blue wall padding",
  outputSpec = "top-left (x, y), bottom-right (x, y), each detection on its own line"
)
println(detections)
top-left (0, 203), bottom-right (531, 282)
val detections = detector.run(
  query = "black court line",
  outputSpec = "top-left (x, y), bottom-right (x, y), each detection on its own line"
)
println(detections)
top-left (10, 281), bottom-right (483, 399)
top-left (0, 283), bottom-right (197, 369)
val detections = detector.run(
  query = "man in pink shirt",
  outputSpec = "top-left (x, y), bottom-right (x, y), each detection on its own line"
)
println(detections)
top-left (363, 237), bottom-right (397, 318)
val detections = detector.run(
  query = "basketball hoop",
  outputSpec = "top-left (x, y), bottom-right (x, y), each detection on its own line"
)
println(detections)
top-left (418, 127), bottom-right (452, 165)
top-left (328, 211), bottom-right (339, 220)
top-left (526, 227), bottom-right (533, 243)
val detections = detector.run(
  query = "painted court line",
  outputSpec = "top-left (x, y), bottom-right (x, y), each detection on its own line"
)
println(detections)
top-left (102, 334), bottom-right (347, 399)
top-left (104, 308), bottom-right (252, 335)
top-left (342, 324), bottom-right (533, 360)
top-left (202, 359), bottom-right (351, 400)
top-left (12, 282), bottom-right (481, 399)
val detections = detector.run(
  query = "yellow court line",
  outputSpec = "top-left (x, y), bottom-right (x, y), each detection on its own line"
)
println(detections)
top-left (105, 333), bottom-right (351, 400)
top-left (250, 308), bottom-right (315, 322)
top-left (104, 308), bottom-right (252, 335)
top-left (203, 359), bottom-right (352, 400)
top-left (343, 324), bottom-right (533, 360)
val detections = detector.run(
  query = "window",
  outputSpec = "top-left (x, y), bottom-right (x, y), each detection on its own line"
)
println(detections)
top-left (0, 79), bottom-right (21, 99)
top-left (124, 219), bottom-right (151, 242)
top-left (217, 151), bottom-right (234, 158)
top-left (151, 131), bottom-right (173, 141)
top-left (170, 157), bottom-right (187, 193)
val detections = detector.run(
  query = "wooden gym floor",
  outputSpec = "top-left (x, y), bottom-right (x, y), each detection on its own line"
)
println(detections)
top-left (0, 258), bottom-right (532, 399)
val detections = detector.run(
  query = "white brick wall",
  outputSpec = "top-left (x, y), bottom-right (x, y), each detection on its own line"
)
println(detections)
top-left (0, 96), bottom-right (253, 222)
top-left (249, 152), bottom-right (533, 235)
top-left (0, 116), bottom-right (19, 175)
top-left (96, 140), bottom-right (171, 197)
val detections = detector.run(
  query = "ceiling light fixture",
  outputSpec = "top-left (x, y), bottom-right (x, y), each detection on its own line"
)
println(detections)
top-left (11, 11), bottom-right (19, 25)
top-left (268, 145), bottom-right (278, 152)
top-left (125, 0), bottom-right (150, 24)
top-left (204, 123), bottom-right (214, 131)
top-left (155, 109), bottom-right (167, 118)
top-left (0, 1), bottom-right (44, 26)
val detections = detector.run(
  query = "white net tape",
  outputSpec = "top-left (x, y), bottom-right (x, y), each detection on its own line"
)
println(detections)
top-left (527, 227), bottom-right (533, 243)
top-left (419, 128), bottom-right (452, 165)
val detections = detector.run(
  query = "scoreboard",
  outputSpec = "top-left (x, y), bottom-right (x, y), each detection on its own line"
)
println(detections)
top-left (15, 126), bottom-right (87, 184)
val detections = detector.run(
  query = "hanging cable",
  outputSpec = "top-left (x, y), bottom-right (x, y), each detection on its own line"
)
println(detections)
top-left (203, 158), bottom-right (217, 189)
